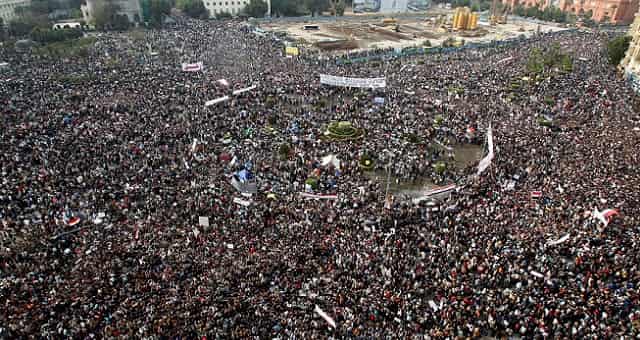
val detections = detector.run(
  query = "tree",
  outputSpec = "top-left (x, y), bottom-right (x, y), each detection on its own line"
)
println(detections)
top-left (527, 47), bottom-right (544, 74)
top-left (217, 11), bottom-right (232, 19)
top-left (304, 0), bottom-right (329, 16)
top-left (177, 0), bottom-right (209, 19)
top-left (271, 0), bottom-right (303, 16)
top-left (607, 35), bottom-right (631, 65)
top-left (243, 0), bottom-right (268, 17)
top-left (334, 0), bottom-right (345, 16)
top-left (148, 0), bottom-right (172, 26)
top-left (92, 1), bottom-right (120, 30)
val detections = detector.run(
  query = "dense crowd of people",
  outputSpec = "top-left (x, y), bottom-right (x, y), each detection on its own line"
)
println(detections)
top-left (1, 17), bottom-right (640, 338)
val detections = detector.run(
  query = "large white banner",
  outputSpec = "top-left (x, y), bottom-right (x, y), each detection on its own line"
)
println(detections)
top-left (182, 62), bottom-right (203, 72)
top-left (477, 126), bottom-right (494, 175)
top-left (320, 74), bottom-right (386, 88)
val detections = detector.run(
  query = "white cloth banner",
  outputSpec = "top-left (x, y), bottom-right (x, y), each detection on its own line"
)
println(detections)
top-left (314, 305), bottom-right (337, 328)
top-left (205, 96), bottom-right (230, 107)
top-left (198, 216), bottom-right (209, 227)
top-left (547, 234), bottom-right (570, 246)
top-left (300, 192), bottom-right (338, 200)
top-left (233, 197), bottom-right (251, 207)
top-left (320, 74), bottom-right (386, 88)
top-left (477, 126), bottom-right (494, 176)
top-left (232, 85), bottom-right (257, 96)
top-left (182, 62), bottom-right (203, 72)
top-left (412, 184), bottom-right (457, 204)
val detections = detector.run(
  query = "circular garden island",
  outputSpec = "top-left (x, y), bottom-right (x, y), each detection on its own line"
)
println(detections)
top-left (322, 121), bottom-right (365, 141)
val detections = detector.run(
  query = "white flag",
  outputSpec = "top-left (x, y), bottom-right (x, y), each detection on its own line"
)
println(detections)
top-left (314, 305), bottom-right (336, 328)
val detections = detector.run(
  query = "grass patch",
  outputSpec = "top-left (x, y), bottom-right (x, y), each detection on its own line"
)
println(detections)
top-left (33, 36), bottom-right (96, 58)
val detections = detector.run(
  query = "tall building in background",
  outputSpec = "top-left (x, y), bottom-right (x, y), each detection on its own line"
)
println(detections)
top-left (502, 0), bottom-right (638, 24)
top-left (621, 11), bottom-right (640, 91)
top-left (558, 0), bottom-right (638, 24)
top-left (0, 0), bottom-right (31, 24)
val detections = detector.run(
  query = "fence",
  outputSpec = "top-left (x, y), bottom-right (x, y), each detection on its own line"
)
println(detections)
top-left (334, 29), bottom-right (577, 65)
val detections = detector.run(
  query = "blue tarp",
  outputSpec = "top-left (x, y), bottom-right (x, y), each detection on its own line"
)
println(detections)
top-left (237, 169), bottom-right (252, 182)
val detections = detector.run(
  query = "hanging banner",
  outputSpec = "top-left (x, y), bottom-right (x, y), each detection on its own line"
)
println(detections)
top-left (477, 125), bottom-right (494, 176)
top-left (320, 74), bottom-right (386, 88)
top-left (181, 62), bottom-right (203, 72)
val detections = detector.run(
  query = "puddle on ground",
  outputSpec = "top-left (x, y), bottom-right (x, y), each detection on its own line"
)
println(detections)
top-left (365, 144), bottom-right (483, 198)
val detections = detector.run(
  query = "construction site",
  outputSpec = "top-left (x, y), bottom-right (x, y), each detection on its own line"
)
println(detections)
top-left (260, 7), bottom-right (569, 53)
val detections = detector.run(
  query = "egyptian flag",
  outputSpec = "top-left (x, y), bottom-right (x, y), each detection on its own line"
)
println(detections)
top-left (593, 208), bottom-right (619, 227)
top-left (66, 216), bottom-right (81, 226)
top-left (531, 191), bottom-right (542, 199)
top-left (465, 126), bottom-right (476, 139)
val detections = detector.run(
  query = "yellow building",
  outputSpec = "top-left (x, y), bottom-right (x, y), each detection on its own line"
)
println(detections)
top-left (621, 12), bottom-right (640, 91)
top-left (452, 7), bottom-right (478, 30)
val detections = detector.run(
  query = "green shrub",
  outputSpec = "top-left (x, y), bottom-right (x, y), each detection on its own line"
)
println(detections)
top-left (278, 143), bottom-right (290, 159)
top-left (537, 116), bottom-right (553, 127)
top-left (359, 154), bottom-right (375, 170)
top-left (30, 28), bottom-right (82, 43)
top-left (433, 161), bottom-right (446, 174)
top-left (305, 177), bottom-right (319, 190)
top-left (405, 133), bottom-right (424, 144)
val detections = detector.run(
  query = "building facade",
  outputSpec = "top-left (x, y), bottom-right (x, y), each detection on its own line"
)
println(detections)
top-left (380, 0), bottom-right (408, 13)
top-left (204, 0), bottom-right (270, 17)
top-left (502, 0), bottom-right (639, 24)
top-left (0, 0), bottom-right (31, 24)
top-left (81, 0), bottom-right (143, 24)
top-left (621, 12), bottom-right (640, 91)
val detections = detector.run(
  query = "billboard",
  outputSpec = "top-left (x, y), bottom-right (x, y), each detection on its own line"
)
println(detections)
top-left (408, 0), bottom-right (431, 10)
top-left (380, 0), bottom-right (408, 13)
top-left (354, 0), bottom-right (428, 13)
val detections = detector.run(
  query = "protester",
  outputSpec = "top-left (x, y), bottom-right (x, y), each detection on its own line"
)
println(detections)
top-left (0, 18), bottom-right (639, 338)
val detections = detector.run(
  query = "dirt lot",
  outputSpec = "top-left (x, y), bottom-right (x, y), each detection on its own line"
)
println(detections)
top-left (260, 13), bottom-right (569, 53)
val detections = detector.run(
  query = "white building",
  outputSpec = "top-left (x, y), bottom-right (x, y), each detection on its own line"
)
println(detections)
top-left (621, 12), bottom-right (640, 92)
top-left (0, 0), bottom-right (31, 24)
top-left (81, 0), bottom-right (142, 24)
top-left (204, 0), bottom-right (270, 17)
